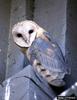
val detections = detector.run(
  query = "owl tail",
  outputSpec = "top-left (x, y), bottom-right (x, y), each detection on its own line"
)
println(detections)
top-left (49, 79), bottom-right (65, 87)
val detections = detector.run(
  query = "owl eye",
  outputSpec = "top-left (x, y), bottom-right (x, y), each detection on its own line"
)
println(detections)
top-left (28, 29), bottom-right (34, 34)
top-left (16, 33), bottom-right (22, 37)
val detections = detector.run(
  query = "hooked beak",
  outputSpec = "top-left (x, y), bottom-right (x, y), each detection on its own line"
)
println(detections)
top-left (26, 39), bottom-right (30, 44)
top-left (22, 36), bottom-right (30, 44)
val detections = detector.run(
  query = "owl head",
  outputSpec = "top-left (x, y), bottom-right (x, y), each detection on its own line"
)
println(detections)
top-left (12, 20), bottom-right (45, 48)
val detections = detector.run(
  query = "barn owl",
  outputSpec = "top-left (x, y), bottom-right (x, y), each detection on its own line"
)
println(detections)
top-left (12, 20), bottom-right (70, 87)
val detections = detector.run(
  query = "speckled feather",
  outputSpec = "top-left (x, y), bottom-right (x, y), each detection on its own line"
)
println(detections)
top-left (26, 32), bottom-right (70, 87)
top-left (29, 33), bottom-right (68, 74)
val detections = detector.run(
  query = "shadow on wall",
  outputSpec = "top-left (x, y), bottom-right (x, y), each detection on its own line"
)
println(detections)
top-left (0, 0), bottom-right (10, 83)
top-left (65, 0), bottom-right (77, 87)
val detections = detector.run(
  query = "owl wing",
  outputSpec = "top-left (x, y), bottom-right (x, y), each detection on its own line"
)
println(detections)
top-left (43, 32), bottom-right (70, 74)
top-left (30, 37), bottom-right (68, 74)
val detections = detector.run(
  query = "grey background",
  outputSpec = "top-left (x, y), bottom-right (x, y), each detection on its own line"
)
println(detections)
top-left (65, 0), bottom-right (77, 87)
top-left (0, 0), bottom-right (10, 83)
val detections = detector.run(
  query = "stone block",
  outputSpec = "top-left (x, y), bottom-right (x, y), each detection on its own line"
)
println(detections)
top-left (2, 65), bottom-right (55, 100)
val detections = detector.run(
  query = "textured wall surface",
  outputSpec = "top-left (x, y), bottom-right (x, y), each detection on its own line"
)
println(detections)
top-left (0, 65), bottom-right (56, 100)
top-left (0, 0), bottom-right (10, 83)
top-left (6, 0), bottom-right (27, 78)
top-left (34, 0), bottom-right (67, 55)
top-left (65, 0), bottom-right (77, 87)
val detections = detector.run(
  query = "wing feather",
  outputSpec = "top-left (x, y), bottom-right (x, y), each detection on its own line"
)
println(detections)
top-left (30, 35), bottom-right (68, 74)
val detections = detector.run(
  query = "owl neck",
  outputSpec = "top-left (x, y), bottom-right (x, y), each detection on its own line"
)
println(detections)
top-left (21, 47), bottom-right (28, 54)
top-left (36, 27), bottom-right (49, 41)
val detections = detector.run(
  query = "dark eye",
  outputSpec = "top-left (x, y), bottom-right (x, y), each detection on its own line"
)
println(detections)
top-left (16, 33), bottom-right (22, 37)
top-left (28, 29), bottom-right (34, 34)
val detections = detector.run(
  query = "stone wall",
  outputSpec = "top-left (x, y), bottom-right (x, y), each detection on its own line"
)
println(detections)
top-left (6, 0), bottom-right (27, 78)
top-left (34, 0), bottom-right (67, 55)
top-left (65, 0), bottom-right (77, 87)
top-left (0, 0), bottom-right (10, 83)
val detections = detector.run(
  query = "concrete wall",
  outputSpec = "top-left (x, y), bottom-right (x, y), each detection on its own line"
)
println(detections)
top-left (6, 0), bottom-right (27, 78)
top-left (34, 0), bottom-right (67, 55)
top-left (6, 0), bottom-right (35, 78)
top-left (0, 0), bottom-right (10, 83)
top-left (65, 0), bottom-right (77, 87)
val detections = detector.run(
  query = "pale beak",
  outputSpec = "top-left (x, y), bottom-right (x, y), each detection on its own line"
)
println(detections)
top-left (26, 39), bottom-right (30, 44)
